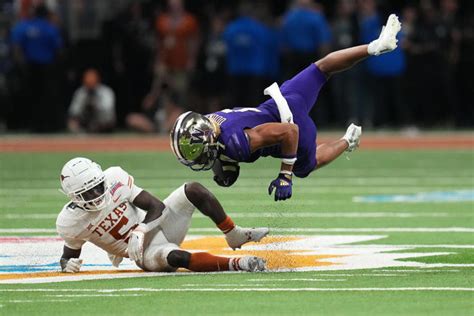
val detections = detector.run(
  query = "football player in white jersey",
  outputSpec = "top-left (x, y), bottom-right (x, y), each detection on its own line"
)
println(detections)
top-left (57, 157), bottom-right (269, 273)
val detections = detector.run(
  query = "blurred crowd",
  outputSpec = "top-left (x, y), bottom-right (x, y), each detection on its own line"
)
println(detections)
top-left (0, 0), bottom-right (472, 133)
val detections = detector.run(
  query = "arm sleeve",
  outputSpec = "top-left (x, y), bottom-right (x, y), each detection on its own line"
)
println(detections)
top-left (225, 130), bottom-right (252, 162)
top-left (107, 167), bottom-right (143, 202)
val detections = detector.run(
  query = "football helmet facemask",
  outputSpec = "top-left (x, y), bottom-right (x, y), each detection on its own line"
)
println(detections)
top-left (170, 111), bottom-right (220, 171)
top-left (60, 157), bottom-right (110, 211)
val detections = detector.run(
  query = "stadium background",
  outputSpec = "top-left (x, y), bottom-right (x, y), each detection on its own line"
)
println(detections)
top-left (0, 0), bottom-right (473, 132)
top-left (0, 1), bottom-right (473, 315)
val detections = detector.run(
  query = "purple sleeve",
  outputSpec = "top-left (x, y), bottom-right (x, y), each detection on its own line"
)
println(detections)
top-left (222, 130), bottom-right (251, 162)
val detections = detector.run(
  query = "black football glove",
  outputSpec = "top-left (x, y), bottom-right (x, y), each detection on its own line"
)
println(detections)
top-left (212, 159), bottom-right (240, 187)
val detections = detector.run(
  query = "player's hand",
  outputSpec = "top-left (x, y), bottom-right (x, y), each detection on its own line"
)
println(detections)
top-left (108, 253), bottom-right (124, 268)
top-left (212, 159), bottom-right (240, 187)
top-left (268, 173), bottom-right (293, 201)
top-left (127, 224), bottom-right (147, 262)
top-left (60, 258), bottom-right (83, 273)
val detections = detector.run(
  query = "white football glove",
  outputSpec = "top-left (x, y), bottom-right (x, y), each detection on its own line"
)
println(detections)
top-left (107, 253), bottom-right (124, 268)
top-left (61, 258), bottom-right (83, 273)
top-left (368, 14), bottom-right (402, 56)
top-left (127, 224), bottom-right (148, 262)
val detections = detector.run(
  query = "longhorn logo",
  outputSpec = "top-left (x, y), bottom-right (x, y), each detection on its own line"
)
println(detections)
top-left (60, 174), bottom-right (69, 182)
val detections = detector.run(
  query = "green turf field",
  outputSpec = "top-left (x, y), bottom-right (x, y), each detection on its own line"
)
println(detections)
top-left (0, 149), bottom-right (473, 315)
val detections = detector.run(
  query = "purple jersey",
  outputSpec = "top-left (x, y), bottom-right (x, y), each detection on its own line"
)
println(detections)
top-left (207, 64), bottom-right (327, 178)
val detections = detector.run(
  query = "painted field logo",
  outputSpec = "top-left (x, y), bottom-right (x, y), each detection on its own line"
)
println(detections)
top-left (0, 235), bottom-right (471, 283)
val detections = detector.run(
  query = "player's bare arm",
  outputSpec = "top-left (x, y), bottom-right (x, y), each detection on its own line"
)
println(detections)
top-left (126, 190), bottom-right (167, 262)
top-left (132, 190), bottom-right (166, 223)
top-left (246, 122), bottom-right (298, 201)
top-left (246, 123), bottom-right (298, 173)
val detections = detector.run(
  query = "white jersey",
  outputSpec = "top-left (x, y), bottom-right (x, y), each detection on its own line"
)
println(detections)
top-left (56, 167), bottom-right (145, 257)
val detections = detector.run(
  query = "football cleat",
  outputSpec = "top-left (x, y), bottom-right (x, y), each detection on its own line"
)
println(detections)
top-left (225, 226), bottom-right (269, 250)
top-left (368, 14), bottom-right (402, 56)
top-left (342, 123), bottom-right (362, 152)
top-left (230, 256), bottom-right (266, 272)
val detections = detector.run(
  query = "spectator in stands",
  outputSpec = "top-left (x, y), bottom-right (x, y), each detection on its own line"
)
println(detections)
top-left (358, 0), bottom-right (406, 127)
top-left (68, 68), bottom-right (116, 133)
top-left (456, 2), bottom-right (474, 126)
top-left (0, 23), bottom-right (11, 131)
top-left (126, 84), bottom-right (182, 134)
top-left (223, 1), bottom-right (276, 107)
top-left (280, 0), bottom-right (332, 79)
top-left (193, 11), bottom-right (228, 114)
top-left (152, 0), bottom-right (199, 107)
top-left (11, 4), bottom-right (63, 132)
top-left (330, 0), bottom-right (361, 125)
top-left (403, 0), bottom-right (449, 126)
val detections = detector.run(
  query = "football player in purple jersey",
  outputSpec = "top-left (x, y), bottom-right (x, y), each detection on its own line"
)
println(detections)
top-left (171, 15), bottom-right (401, 201)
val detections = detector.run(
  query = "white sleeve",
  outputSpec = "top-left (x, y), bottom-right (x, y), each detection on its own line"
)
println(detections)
top-left (106, 167), bottom-right (143, 202)
top-left (63, 236), bottom-right (86, 250)
top-left (69, 88), bottom-right (86, 117)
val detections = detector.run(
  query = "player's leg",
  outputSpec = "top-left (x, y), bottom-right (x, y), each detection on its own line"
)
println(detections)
top-left (166, 249), bottom-right (266, 272)
top-left (315, 14), bottom-right (401, 77)
top-left (139, 233), bottom-right (265, 272)
top-left (315, 124), bottom-right (361, 170)
top-left (184, 182), bottom-right (269, 249)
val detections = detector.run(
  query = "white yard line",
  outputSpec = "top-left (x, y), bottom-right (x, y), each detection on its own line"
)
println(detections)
top-left (309, 273), bottom-right (406, 277)
top-left (245, 278), bottom-right (347, 282)
top-left (0, 287), bottom-right (472, 292)
top-left (375, 269), bottom-right (461, 272)
top-left (189, 228), bottom-right (474, 233)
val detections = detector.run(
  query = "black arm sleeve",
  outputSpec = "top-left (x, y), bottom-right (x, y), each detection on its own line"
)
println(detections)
top-left (60, 245), bottom-right (81, 270)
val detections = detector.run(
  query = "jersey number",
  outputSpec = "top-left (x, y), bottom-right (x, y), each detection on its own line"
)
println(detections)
top-left (109, 216), bottom-right (138, 243)
top-left (221, 108), bottom-right (261, 113)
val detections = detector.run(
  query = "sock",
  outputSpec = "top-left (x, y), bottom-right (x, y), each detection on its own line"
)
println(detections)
top-left (217, 216), bottom-right (235, 234)
top-left (188, 252), bottom-right (231, 272)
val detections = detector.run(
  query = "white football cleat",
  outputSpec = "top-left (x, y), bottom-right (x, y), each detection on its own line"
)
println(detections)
top-left (225, 226), bottom-right (269, 250)
top-left (342, 123), bottom-right (362, 152)
top-left (230, 256), bottom-right (266, 272)
top-left (368, 14), bottom-right (402, 56)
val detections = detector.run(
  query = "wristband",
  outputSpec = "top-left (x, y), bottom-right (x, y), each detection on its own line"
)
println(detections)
top-left (282, 157), bottom-right (297, 165)
top-left (280, 170), bottom-right (293, 176)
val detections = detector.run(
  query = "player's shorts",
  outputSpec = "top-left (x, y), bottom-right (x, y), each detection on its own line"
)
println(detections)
top-left (136, 184), bottom-right (195, 272)
top-left (281, 64), bottom-right (327, 177)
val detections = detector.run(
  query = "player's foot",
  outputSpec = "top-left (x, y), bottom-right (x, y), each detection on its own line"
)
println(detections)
top-left (230, 256), bottom-right (266, 272)
top-left (368, 14), bottom-right (402, 56)
top-left (342, 123), bottom-right (362, 152)
top-left (225, 226), bottom-right (269, 250)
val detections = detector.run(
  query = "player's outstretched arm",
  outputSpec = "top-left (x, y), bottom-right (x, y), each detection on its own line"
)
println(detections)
top-left (60, 245), bottom-right (82, 273)
top-left (246, 123), bottom-right (298, 201)
top-left (316, 14), bottom-right (401, 77)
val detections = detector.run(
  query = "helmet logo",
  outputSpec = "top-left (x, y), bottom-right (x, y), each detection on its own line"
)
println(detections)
top-left (60, 174), bottom-right (69, 182)
top-left (190, 127), bottom-right (211, 144)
